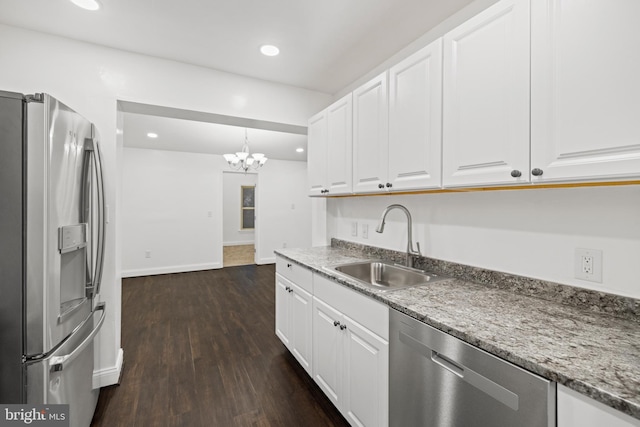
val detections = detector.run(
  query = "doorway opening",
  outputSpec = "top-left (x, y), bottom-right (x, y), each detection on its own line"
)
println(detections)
top-left (222, 171), bottom-right (257, 267)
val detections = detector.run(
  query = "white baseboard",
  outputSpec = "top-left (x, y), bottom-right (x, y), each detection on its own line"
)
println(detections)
top-left (121, 262), bottom-right (222, 278)
top-left (223, 241), bottom-right (255, 247)
top-left (256, 256), bottom-right (275, 265)
top-left (93, 348), bottom-right (123, 389)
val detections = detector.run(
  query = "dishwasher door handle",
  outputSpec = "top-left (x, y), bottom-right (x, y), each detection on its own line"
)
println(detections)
top-left (399, 329), bottom-right (519, 411)
top-left (431, 351), bottom-right (464, 378)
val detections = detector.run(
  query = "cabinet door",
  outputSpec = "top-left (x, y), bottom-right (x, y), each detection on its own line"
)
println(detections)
top-left (388, 39), bottom-right (443, 191)
top-left (353, 72), bottom-right (389, 194)
top-left (312, 297), bottom-right (343, 408)
top-left (308, 110), bottom-right (328, 196)
top-left (531, 0), bottom-right (640, 182)
top-left (274, 274), bottom-right (291, 348)
top-left (290, 283), bottom-right (313, 375)
top-left (326, 94), bottom-right (353, 195)
top-left (442, 0), bottom-right (530, 187)
top-left (343, 316), bottom-right (389, 427)
top-left (557, 384), bottom-right (640, 427)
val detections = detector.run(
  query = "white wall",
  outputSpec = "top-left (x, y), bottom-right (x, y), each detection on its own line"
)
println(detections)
top-left (122, 149), bottom-right (310, 269)
top-left (223, 172), bottom-right (257, 246)
top-left (0, 23), bottom-right (331, 387)
top-left (121, 148), bottom-right (223, 276)
top-left (256, 160), bottom-right (312, 264)
top-left (327, 185), bottom-right (640, 299)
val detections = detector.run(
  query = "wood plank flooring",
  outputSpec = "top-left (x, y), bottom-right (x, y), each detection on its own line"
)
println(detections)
top-left (91, 265), bottom-right (350, 427)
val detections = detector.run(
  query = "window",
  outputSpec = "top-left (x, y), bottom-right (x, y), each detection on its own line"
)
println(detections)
top-left (241, 185), bottom-right (255, 230)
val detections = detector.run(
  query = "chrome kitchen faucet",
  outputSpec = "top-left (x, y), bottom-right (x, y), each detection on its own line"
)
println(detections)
top-left (375, 204), bottom-right (421, 269)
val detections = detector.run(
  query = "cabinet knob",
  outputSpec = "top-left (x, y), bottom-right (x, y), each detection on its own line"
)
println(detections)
top-left (285, 286), bottom-right (290, 291)
top-left (289, 288), bottom-right (293, 293)
top-left (531, 168), bottom-right (544, 177)
top-left (510, 170), bottom-right (522, 178)
top-left (339, 324), bottom-right (347, 330)
top-left (386, 182), bottom-right (392, 188)
top-left (378, 184), bottom-right (384, 189)
top-left (333, 320), bottom-right (340, 327)
top-left (287, 263), bottom-right (292, 268)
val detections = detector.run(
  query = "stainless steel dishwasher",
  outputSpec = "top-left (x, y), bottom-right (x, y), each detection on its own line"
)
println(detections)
top-left (390, 309), bottom-right (556, 427)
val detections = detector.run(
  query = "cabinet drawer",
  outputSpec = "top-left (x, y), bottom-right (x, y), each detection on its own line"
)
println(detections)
top-left (276, 256), bottom-right (313, 293)
top-left (314, 273), bottom-right (388, 340)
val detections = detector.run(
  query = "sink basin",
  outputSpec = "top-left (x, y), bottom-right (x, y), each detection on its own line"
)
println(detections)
top-left (325, 261), bottom-right (449, 292)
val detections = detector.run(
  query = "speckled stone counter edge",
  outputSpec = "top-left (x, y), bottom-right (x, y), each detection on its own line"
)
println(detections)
top-left (274, 244), bottom-right (640, 420)
top-left (331, 238), bottom-right (640, 324)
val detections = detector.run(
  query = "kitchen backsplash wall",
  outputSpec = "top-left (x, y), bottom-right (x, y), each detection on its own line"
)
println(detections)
top-left (326, 185), bottom-right (640, 299)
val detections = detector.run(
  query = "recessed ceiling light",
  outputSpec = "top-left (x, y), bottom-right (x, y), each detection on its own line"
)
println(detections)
top-left (260, 45), bottom-right (280, 57)
top-left (70, 0), bottom-right (101, 11)
top-left (147, 132), bottom-right (158, 139)
top-left (296, 148), bottom-right (304, 153)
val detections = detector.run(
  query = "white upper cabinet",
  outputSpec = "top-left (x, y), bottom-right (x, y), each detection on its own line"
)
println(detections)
top-left (442, 0), bottom-right (530, 187)
top-left (531, 0), bottom-right (640, 182)
top-left (326, 94), bottom-right (353, 195)
top-left (307, 110), bottom-right (328, 196)
top-left (308, 94), bottom-right (353, 196)
top-left (353, 72), bottom-right (389, 194)
top-left (388, 39), bottom-right (443, 191)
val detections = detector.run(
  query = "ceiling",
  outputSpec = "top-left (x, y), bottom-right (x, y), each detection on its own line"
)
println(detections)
top-left (0, 0), bottom-right (475, 159)
top-left (122, 111), bottom-right (308, 161)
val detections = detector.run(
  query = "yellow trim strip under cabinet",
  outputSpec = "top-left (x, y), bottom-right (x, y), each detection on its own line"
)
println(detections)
top-left (324, 180), bottom-right (640, 198)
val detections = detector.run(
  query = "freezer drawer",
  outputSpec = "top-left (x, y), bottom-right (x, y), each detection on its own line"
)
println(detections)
top-left (26, 303), bottom-right (105, 427)
top-left (390, 309), bottom-right (555, 427)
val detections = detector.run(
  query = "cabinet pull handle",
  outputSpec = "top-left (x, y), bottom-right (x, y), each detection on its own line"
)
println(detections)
top-left (339, 324), bottom-right (347, 330)
top-left (378, 184), bottom-right (384, 189)
top-left (510, 170), bottom-right (522, 178)
top-left (333, 320), bottom-right (340, 327)
top-left (386, 182), bottom-right (392, 188)
top-left (531, 168), bottom-right (544, 176)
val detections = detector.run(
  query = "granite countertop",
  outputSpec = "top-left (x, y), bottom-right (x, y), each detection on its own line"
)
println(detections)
top-left (274, 246), bottom-right (640, 421)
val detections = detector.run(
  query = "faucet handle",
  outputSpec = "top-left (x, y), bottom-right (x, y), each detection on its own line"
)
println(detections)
top-left (414, 241), bottom-right (422, 256)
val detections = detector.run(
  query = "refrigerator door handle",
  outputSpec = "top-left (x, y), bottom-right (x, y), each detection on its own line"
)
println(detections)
top-left (49, 302), bottom-right (106, 372)
top-left (81, 136), bottom-right (106, 298)
top-left (93, 136), bottom-right (106, 297)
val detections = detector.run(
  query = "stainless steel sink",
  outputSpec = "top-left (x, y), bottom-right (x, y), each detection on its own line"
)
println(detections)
top-left (325, 261), bottom-right (449, 292)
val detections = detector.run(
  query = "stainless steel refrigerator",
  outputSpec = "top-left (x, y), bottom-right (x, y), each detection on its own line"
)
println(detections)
top-left (0, 91), bottom-right (107, 427)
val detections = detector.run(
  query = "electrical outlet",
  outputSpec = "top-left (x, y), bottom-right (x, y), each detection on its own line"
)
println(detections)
top-left (362, 224), bottom-right (369, 239)
top-left (575, 248), bottom-right (602, 283)
top-left (351, 221), bottom-right (358, 237)
top-left (145, 250), bottom-right (151, 259)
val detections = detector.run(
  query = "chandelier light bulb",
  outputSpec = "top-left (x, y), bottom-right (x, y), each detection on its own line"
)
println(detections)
top-left (223, 129), bottom-right (268, 173)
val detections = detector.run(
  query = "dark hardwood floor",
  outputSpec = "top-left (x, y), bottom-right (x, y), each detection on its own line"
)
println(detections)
top-left (91, 265), bottom-right (350, 427)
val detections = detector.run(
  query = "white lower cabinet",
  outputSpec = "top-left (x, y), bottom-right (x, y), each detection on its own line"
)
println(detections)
top-left (313, 274), bottom-right (389, 427)
top-left (557, 384), bottom-right (640, 427)
top-left (275, 272), bottom-right (313, 375)
top-left (275, 259), bottom-right (389, 427)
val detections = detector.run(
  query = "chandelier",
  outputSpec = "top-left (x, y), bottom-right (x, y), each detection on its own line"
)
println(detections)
top-left (223, 128), bottom-right (268, 172)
